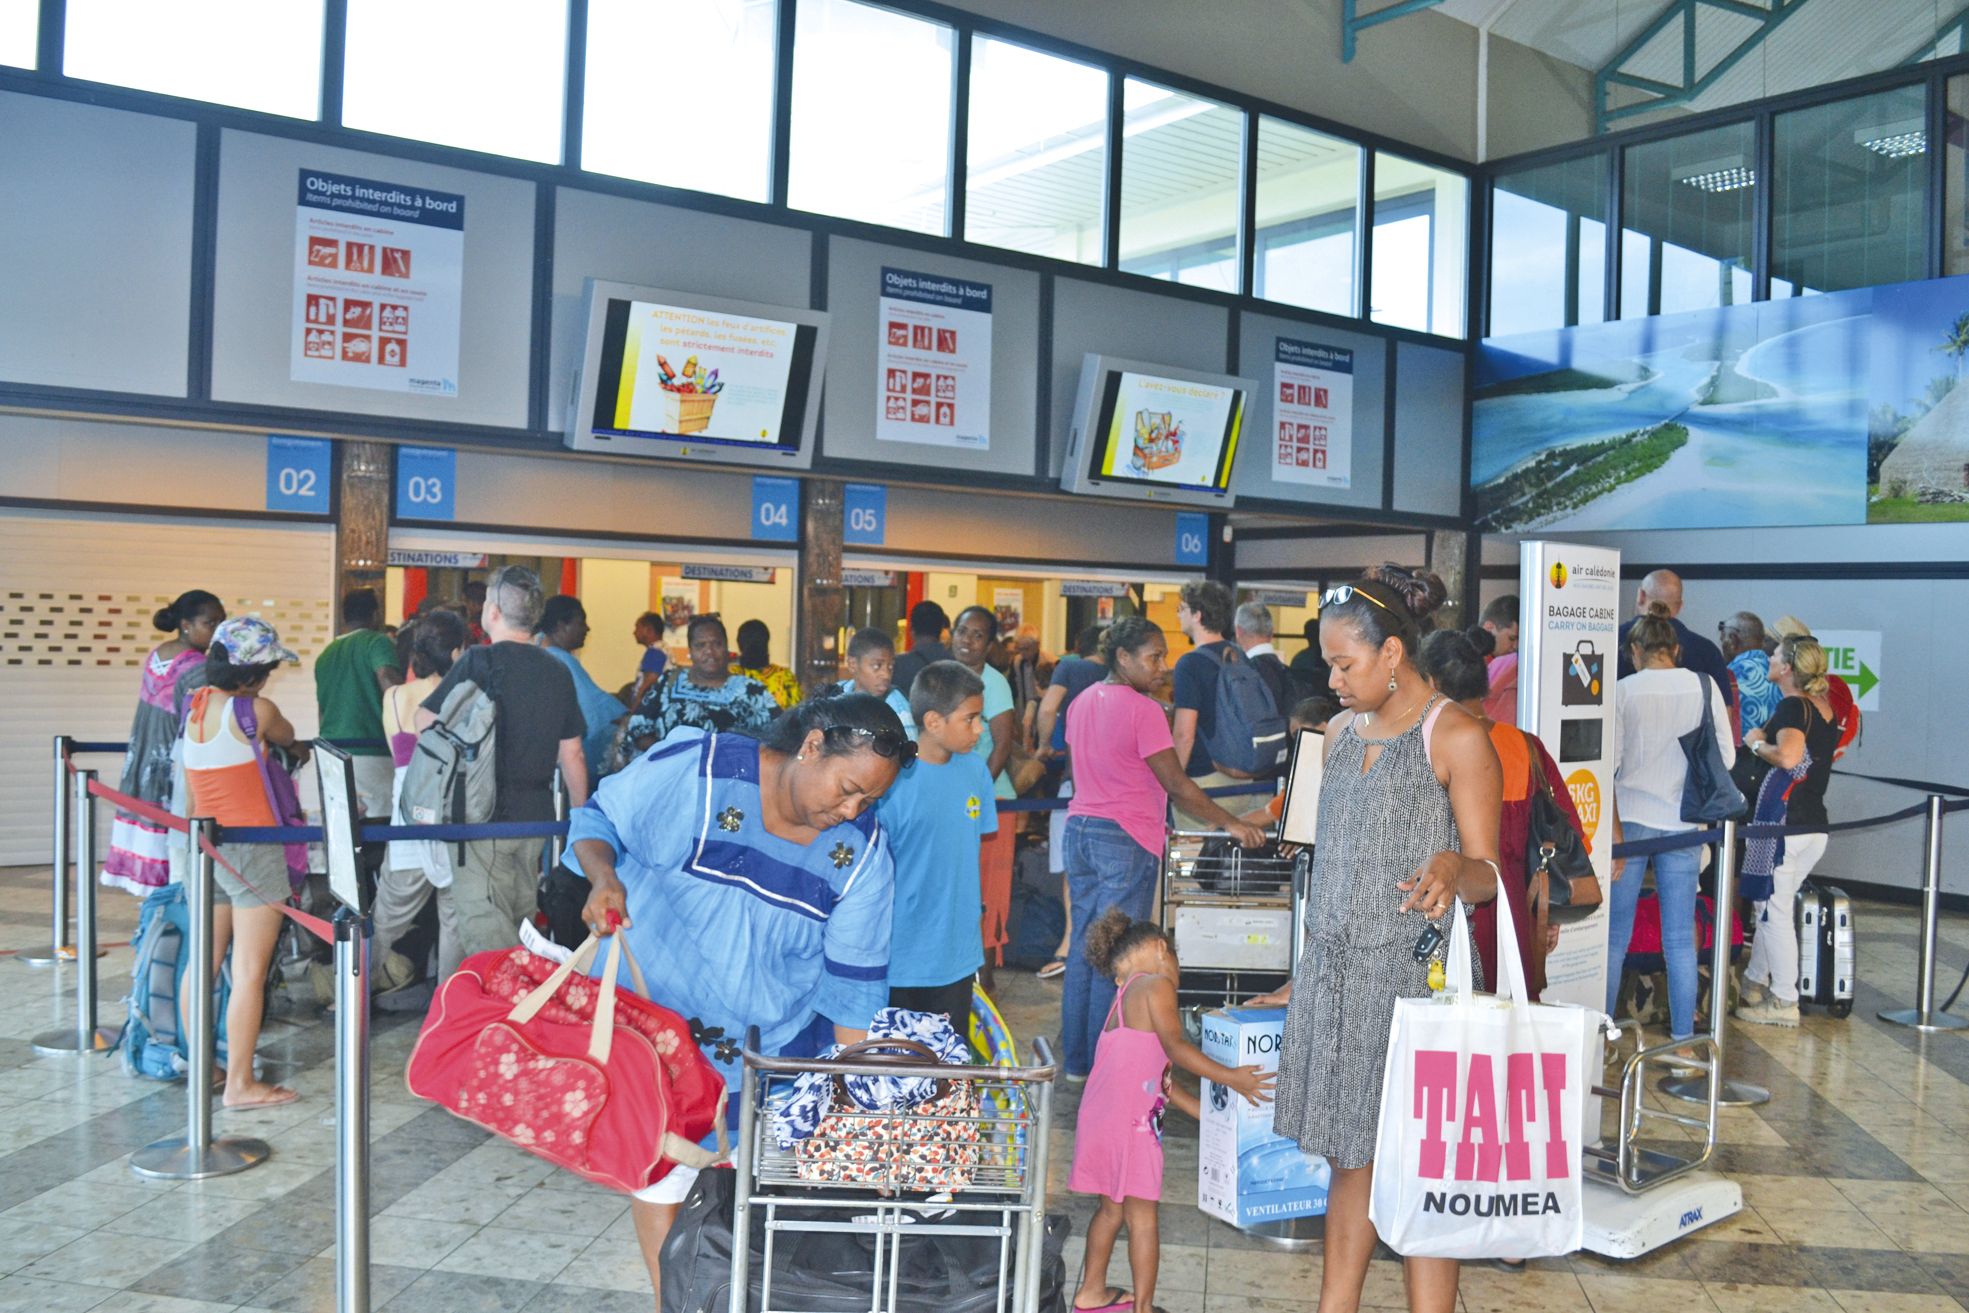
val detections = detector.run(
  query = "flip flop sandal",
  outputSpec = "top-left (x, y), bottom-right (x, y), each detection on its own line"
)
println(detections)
top-left (1071, 1289), bottom-right (1131, 1312)
top-left (223, 1087), bottom-right (299, 1111)
top-left (1037, 957), bottom-right (1068, 980)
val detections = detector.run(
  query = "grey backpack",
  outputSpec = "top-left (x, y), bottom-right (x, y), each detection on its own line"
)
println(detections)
top-left (399, 669), bottom-right (499, 839)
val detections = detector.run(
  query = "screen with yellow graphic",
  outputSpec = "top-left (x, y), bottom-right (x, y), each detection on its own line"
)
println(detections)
top-left (1089, 371), bottom-right (1244, 494)
top-left (589, 297), bottom-right (819, 452)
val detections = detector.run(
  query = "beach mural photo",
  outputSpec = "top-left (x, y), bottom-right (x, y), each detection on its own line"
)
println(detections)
top-left (1472, 272), bottom-right (1969, 530)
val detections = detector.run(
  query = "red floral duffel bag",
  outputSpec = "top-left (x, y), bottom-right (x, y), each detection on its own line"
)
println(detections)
top-left (407, 932), bottom-right (728, 1194)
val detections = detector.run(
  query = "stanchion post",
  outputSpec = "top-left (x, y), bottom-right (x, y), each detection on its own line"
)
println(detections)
top-left (23, 735), bottom-right (74, 967)
top-left (334, 906), bottom-right (372, 1313)
top-left (1663, 819), bottom-right (1770, 1107)
top-left (33, 770), bottom-right (116, 1056)
top-left (550, 769), bottom-right (568, 870)
top-left (131, 818), bottom-right (271, 1180)
top-left (1880, 795), bottom-right (1969, 1031)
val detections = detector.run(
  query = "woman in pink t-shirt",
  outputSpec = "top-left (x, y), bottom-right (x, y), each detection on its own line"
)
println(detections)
top-left (1060, 616), bottom-right (1264, 1079)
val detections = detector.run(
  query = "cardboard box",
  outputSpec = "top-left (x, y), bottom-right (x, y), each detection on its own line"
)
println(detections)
top-left (1198, 1006), bottom-right (1330, 1228)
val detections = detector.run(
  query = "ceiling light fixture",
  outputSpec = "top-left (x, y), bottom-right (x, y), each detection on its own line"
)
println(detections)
top-left (1675, 164), bottom-right (1756, 193)
top-left (1855, 119), bottom-right (1927, 160)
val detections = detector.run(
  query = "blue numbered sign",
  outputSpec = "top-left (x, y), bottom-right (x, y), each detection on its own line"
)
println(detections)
top-left (1175, 512), bottom-right (1209, 567)
top-left (843, 483), bottom-right (887, 546)
top-left (752, 476), bottom-right (799, 542)
top-left (396, 446), bottom-right (456, 521)
top-left (265, 436), bottom-right (332, 513)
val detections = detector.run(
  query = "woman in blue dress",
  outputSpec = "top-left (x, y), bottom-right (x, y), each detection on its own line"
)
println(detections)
top-left (570, 693), bottom-right (915, 1305)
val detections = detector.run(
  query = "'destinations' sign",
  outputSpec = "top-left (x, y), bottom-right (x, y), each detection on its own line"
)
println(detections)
top-left (1272, 337), bottom-right (1352, 489)
top-left (292, 169), bottom-right (462, 397)
top-left (876, 267), bottom-right (991, 450)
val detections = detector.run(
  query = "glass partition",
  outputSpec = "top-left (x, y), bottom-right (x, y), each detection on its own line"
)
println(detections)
top-left (344, 0), bottom-right (567, 161)
top-left (1619, 121), bottom-right (1756, 318)
top-left (1489, 153), bottom-right (1607, 336)
top-left (965, 36), bottom-right (1108, 263)
top-left (1254, 116), bottom-right (1360, 316)
top-left (583, 0), bottom-right (776, 202)
top-left (790, 0), bottom-right (954, 235)
top-left (1, 0), bottom-right (37, 69)
top-left (66, 0), bottom-right (324, 118)
top-left (1773, 85), bottom-right (1928, 296)
top-left (1117, 78), bottom-right (1244, 293)
top-left (1370, 152), bottom-right (1468, 337)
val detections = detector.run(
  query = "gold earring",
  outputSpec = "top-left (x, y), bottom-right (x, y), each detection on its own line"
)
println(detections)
top-left (1388, 675), bottom-right (1398, 693)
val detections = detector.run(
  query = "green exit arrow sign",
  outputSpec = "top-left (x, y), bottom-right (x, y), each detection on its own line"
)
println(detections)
top-left (1814, 630), bottom-right (1881, 712)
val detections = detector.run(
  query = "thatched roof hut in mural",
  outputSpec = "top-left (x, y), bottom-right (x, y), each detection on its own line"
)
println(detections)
top-left (1879, 383), bottom-right (1969, 499)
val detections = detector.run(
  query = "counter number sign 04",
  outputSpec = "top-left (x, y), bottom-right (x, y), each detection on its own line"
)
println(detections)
top-left (752, 476), bottom-right (799, 543)
top-left (266, 436), bottom-right (332, 513)
top-left (396, 446), bottom-right (456, 521)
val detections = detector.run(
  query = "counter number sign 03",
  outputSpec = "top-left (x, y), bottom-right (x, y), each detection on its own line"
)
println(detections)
top-left (1175, 511), bottom-right (1209, 567)
top-left (266, 435), bottom-right (332, 513)
top-left (752, 476), bottom-right (799, 543)
top-left (396, 445), bottom-right (456, 521)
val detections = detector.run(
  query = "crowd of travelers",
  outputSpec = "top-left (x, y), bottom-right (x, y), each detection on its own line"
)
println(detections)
top-left (99, 560), bottom-right (1860, 1313)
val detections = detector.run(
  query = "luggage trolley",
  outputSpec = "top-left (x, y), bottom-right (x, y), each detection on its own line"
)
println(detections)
top-left (1160, 827), bottom-right (1305, 1012)
top-left (730, 1031), bottom-right (1059, 1313)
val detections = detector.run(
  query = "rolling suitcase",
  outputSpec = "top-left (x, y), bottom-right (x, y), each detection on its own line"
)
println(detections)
top-left (1795, 881), bottom-right (1854, 1018)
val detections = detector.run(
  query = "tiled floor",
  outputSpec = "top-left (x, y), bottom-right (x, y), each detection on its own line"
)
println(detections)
top-left (3, 864), bottom-right (1969, 1312)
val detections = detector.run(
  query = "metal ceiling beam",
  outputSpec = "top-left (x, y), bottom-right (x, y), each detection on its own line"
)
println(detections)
top-left (1341, 0), bottom-right (1448, 62)
top-left (1594, 0), bottom-right (1818, 133)
top-left (1904, 8), bottom-right (1969, 66)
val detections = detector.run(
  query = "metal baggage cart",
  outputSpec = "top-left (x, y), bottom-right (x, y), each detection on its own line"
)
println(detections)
top-left (730, 1030), bottom-right (1059, 1313)
top-left (1160, 827), bottom-right (1306, 1012)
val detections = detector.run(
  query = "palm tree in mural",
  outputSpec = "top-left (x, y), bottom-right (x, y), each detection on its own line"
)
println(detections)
top-left (1940, 312), bottom-right (1969, 379)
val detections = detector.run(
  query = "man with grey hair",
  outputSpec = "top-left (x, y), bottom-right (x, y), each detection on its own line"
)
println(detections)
top-left (1721, 611), bottom-right (1779, 734)
top-left (1616, 567), bottom-right (1736, 719)
top-left (1233, 600), bottom-right (1294, 727)
top-left (418, 565), bottom-right (588, 969)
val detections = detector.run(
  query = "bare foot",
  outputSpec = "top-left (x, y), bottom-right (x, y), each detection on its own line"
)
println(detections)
top-left (223, 1081), bottom-right (298, 1110)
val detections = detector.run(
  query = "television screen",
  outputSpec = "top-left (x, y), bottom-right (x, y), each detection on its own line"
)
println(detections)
top-left (1060, 354), bottom-right (1251, 509)
top-left (565, 281), bottom-right (828, 470)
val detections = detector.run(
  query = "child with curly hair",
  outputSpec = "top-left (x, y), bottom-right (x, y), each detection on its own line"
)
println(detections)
top-left (1067, 908), bottom-right (1273, 1312)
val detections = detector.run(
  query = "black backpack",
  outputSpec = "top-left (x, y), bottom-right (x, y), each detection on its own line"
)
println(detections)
top-left (1198, 644), bottom-right (1289, 777)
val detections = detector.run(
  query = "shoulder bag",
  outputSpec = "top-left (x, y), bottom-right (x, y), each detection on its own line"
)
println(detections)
top-left (1522, 730), bottom-right (1600, 926)
top-left (1678, 672), bottom-right (1746, 823)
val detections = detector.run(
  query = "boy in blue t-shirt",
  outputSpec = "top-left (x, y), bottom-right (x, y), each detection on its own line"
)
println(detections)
top-left (876, 659), bottom-right (994, 1026)
top-left (837, 627), bottom-right (916, 739)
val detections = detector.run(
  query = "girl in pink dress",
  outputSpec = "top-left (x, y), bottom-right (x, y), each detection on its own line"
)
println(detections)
top-left (1067, 910), bottom-right (1273, 1313)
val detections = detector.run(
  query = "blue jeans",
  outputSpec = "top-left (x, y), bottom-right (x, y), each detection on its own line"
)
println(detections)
top-left (1605, 822), bottom-right (1702, 1041)
top-left (1060, 816), bottom-right (1161, 1076)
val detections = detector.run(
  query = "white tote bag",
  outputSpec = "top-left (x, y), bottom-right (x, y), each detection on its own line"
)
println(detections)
top-left (1367, 887), bottom-right (1605, 1259)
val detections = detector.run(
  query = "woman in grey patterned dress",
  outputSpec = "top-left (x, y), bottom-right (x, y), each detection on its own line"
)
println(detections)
top-left (1258, 568), bottom-right (1501, 1313)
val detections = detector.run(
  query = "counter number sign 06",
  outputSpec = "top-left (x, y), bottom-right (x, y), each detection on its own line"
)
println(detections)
top-left (1175, 511), bottom-right (1209, 567)
top-left (396, 446), bottom-right (456, 521)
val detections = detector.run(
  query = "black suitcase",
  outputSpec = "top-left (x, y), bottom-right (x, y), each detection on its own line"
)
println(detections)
top-left (1796, 880), bottom-right (1855, 1018)
top-left (660, 1167), bottom-right (1070, 1313)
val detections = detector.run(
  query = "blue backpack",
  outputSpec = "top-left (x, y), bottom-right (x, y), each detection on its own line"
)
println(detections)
top-left (121, 883), bottom-right (233, 1081)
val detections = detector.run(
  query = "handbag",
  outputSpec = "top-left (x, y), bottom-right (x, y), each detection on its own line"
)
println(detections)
top-left (793, 1037), bottom-right (982, 1191)
top-left (1368, 887), bottom-right (1602, 1260)
top-left (1522, 732), bottom-right (1600, 927)
top-left (406, 933), bottom-right (729, 1195)
top-left (1678, 672), bottom-right (1746, 823)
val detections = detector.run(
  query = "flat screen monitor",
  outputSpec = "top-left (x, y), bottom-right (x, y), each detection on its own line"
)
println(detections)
top-left (1059, 353), bottom-right (1250, 509)
top-left (564, 279), bottom-right (829, 471)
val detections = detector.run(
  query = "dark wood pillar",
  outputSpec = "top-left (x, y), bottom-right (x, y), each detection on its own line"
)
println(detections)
top-left (1428, 528), bottom-right (1473, 630)
top-left (799, 477), bottom-right (845, 692)
top-left (335, 440), bottom-right (391, 604)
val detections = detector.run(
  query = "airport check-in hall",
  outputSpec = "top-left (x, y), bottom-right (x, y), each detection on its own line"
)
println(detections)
top-left (6, 1), bottom-right (1969, 1311)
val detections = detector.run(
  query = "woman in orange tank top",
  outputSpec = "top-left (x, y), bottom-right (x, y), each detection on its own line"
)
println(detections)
top-left (181, 616), bottom-right (307, 1111)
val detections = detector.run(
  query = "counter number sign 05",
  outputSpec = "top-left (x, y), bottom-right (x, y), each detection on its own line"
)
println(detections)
top-left (396, 445), bottom-right (456, 521)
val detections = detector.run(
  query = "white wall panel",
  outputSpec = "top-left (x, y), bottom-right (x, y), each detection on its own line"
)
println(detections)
top-left (1234, 312), bottom-right (1386, 510)
top-left (211, 130), bottom-right (535, 427)
top-left (1392, 341), bottom-right (1464, 517)
top-left (0, 93), bottom-right (195, 396)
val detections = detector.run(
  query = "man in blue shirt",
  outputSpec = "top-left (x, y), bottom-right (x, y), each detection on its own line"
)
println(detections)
top-left (876, 660), bottom-right (995, 1027)
top-left (1616, 569), bottom-right (1737, 718)
top-left (1721, 611), bottom-right (1779, 734)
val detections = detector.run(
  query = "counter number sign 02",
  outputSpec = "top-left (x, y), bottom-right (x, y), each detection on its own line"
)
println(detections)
top-left (1175, 511), bottom-right (1210, 567)
top-left (266, 435), bottom-right (332, 513)
top-left (396, 445), bottom-right (456, 521)
top-left (752, 476), bottom-right (799, 543)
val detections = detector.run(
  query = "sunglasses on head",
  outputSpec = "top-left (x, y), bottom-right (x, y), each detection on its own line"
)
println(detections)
top-left (823, 724), bottom-right (919, 765)
top-left (1319, 585), bottom-right (1394, 614)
